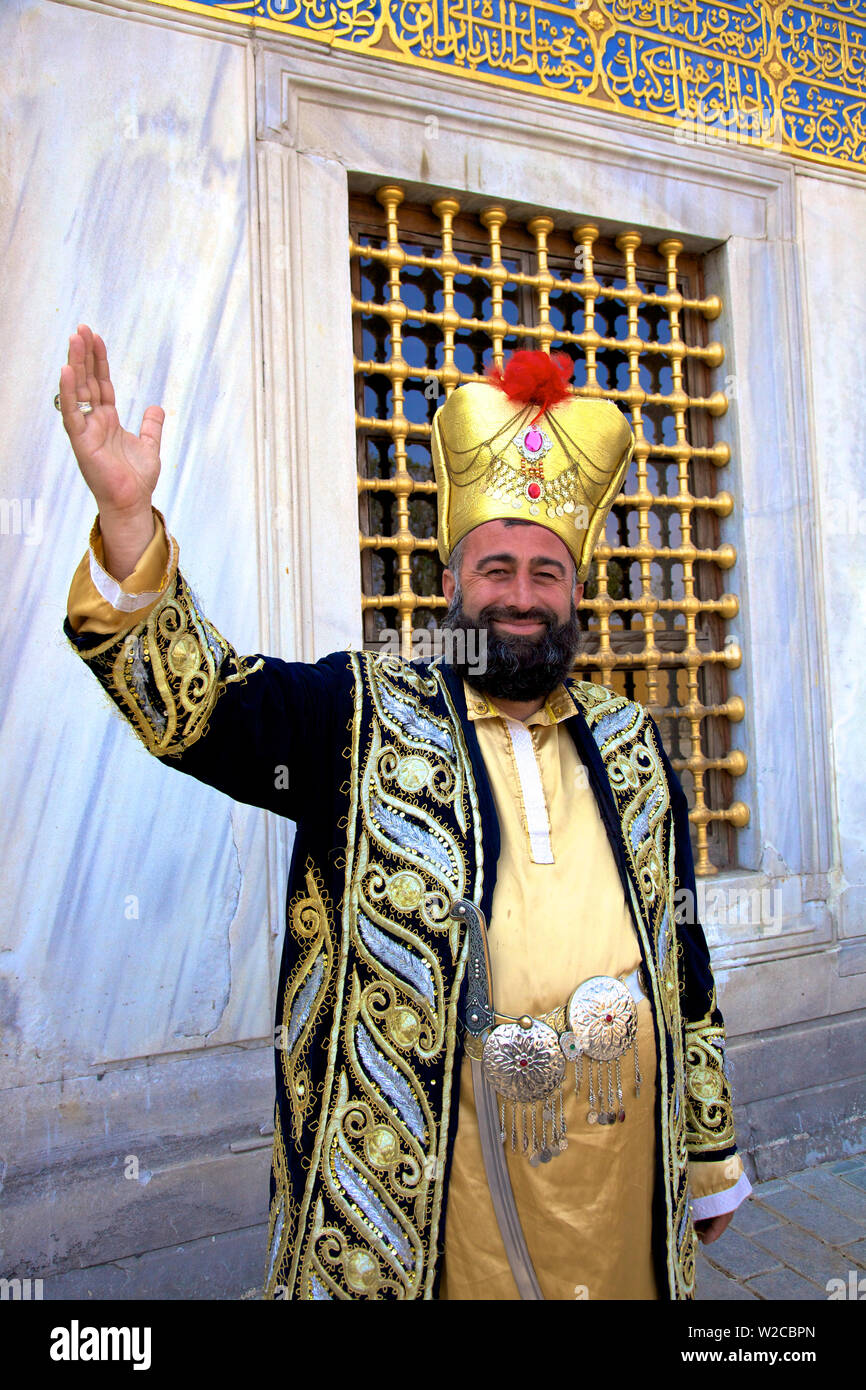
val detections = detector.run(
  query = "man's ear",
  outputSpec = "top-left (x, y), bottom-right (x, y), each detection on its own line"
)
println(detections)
top-left (574, 581), bottom-right (585, 605)
top-left (442, 568), bottom-right (456, 603)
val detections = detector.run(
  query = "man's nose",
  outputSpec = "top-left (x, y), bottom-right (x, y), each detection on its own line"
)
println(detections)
top-left (502, 571), bottom-right (540, 612)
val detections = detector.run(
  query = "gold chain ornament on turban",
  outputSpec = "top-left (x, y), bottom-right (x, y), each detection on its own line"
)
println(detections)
top-left (432, 352), bottom-right (635, 581)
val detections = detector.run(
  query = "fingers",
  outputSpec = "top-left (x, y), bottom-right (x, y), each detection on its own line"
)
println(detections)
top-left (66, 331), bottom-right (90, 405)
top-left (59, 326), bottom-right (118, 437)
top-left (91, 332), bottom-right (116, 408)
top-left (57, 361), bottom-right (86, 439)
top-left (139, 405), bottom-right (165, 453)
top-left (77, 323), bottom-right (102, 409)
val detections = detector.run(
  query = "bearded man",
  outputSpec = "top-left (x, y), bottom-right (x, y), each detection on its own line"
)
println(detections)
top-left (60, 326), bottom-right (750, 1300)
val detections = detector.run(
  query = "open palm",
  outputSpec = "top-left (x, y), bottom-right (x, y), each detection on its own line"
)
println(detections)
top-left (58, 324), bottom-right (164, 517)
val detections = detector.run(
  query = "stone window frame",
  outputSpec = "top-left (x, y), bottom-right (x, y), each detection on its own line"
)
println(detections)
top-left (254, 38), bottom-right (833, 967)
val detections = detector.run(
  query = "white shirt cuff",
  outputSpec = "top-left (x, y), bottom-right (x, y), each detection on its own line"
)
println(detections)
top-left (691, 1169), bottom-right (753, 1220)
top-left (88, 532), bottom-right (177, 612)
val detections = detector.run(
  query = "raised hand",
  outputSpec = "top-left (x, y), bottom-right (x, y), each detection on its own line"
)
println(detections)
top-left (59, 325), bottom-right (164, 578)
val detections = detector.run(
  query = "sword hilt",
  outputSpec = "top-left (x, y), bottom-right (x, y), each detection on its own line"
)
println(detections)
top-left (451, 897), bottom-right (495, 1037)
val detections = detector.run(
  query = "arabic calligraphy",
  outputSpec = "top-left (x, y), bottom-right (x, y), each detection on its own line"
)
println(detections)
top-left (148, 0), bottom-right (866, 167)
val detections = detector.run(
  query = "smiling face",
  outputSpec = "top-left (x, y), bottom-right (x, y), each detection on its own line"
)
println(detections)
top-left (440, 519), bottom-right (586, 705)
top-left (441, 519), bottom-right (583, 629)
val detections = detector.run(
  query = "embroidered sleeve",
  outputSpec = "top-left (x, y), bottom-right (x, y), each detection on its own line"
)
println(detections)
top-left (682, 1001), bottom-right (737, 1158)
top-left (65, 562), bottom-right (352, 820)
top-left (65, 567), bottom-right (263, 759)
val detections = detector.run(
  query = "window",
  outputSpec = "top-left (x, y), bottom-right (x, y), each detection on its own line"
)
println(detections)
top-left (350, 185), bottom-right (748, 874)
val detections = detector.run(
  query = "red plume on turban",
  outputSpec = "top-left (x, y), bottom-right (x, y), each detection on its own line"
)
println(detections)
top-left (485, 350), bottom-right (574, 423)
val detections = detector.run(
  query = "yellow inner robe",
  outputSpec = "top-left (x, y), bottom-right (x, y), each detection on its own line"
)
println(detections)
top-left (439, 684), bottom-right (658, 1301)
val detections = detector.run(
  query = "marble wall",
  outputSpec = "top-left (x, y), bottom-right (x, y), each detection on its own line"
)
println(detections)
top-left (0, 1), bottom-right (283, 1289)
top-left (1, 0), bottom-right (863, 1293)
top-left (797, 175), bottom-right (866, 949)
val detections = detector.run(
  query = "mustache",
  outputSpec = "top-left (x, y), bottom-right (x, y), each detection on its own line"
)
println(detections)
top-left (440, 588), bottom-right (582, 701)
top-left (481, 604), bottom-right (559, 624)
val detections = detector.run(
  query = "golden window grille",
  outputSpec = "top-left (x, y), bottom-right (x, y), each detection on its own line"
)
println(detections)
top-left (349, 185), bottom-right (749, 876)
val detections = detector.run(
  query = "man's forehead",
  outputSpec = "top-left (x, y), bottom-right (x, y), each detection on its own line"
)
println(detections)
top-left (461, 520), bottom-right (573, 567)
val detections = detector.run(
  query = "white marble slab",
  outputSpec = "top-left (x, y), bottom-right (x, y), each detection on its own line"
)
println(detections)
top-left (797, 173), bottom-right (866, 942)
top-left (0, 1), bottom-right (278, 1080)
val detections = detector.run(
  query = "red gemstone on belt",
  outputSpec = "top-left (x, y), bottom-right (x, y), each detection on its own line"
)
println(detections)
top-left (526, 482), bottom-right (542, 500)
top-left (605, 1013), bottom-right (613, 1023)
top-left (519, 1059), bottom-right (529, 1068)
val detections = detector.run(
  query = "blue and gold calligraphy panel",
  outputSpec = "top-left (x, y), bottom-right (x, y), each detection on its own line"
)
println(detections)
top-left (144, 0), bottom-right (866, 167)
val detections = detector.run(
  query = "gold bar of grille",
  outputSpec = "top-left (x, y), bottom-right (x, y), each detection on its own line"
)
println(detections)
top-left (351, 187), bottom-right (748, 873)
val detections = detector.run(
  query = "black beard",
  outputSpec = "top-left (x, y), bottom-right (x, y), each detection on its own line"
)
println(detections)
top-left (440, 592), bottom-right (582, 702)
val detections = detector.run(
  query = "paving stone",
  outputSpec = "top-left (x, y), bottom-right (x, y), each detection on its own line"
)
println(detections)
top-left (750, 1187), bottom-right (854, 1245)
top-left (749, 1221), bottom-right (857, 1286)
top-left (696, 1255), bottom-right (759, 1301)
top-left (788, 1169), bottom-right (866, 1224)
top-left (749, 1178), bottom-right (789, 1197)
top-left (844, 1238), bottom-right (866, 1268)
top-left (699, 1230), bottom-right (781, 1281)
top-left (746, 1267), bottom-right (826, 1300)
top-left (731, 1201), bottom-right (785, 1235)
top-left (828, 1157), bottom-right (866, 1174)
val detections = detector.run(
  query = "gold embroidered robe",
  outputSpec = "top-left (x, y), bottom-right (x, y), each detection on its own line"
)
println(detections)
top-left (65, 513), bottom-right (747, 1300)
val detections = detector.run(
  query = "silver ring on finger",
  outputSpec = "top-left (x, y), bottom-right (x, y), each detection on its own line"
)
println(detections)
top-left (54, 394), bottom-right (93, 415)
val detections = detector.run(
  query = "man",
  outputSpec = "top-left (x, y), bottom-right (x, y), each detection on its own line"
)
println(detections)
top-left (59, 326), bottom-right (749, 1300)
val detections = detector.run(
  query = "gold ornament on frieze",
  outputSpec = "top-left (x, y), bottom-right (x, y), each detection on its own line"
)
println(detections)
top-left (386, 869), bottom-right (425, 911)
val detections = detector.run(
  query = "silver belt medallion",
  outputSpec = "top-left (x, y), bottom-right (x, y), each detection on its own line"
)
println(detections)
top-left (454, 899), bottom-right (645, 1166)
top-left (480, 975), bottom-right (643, 1162)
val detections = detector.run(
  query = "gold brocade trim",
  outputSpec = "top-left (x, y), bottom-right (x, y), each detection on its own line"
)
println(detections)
top-left (75, 571), bottom-right (263, 757)
top-left (568, 677), bottom-right (694, 1298)
top-left (684, 1006), bottom-right (736, 1155)
top-left (283, 653), bottom-right (482, 1299)
top-left (278, 863), bottom-right (337, 1152)
top-left (263, 1106), bottom-right (300, 1299)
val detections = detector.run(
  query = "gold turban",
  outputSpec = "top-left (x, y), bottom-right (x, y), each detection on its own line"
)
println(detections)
top-left (432, 374), bottom-right (634, 582)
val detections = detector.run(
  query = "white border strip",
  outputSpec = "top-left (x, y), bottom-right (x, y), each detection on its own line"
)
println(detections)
top-left (691, 1169), bottom-right (753, 1220)
top-left (503, 718), bottom-right (554, 864)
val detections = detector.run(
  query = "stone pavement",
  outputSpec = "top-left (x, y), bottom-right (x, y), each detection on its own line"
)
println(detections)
top-left (696, 1154), bottom-right (866, 1300)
